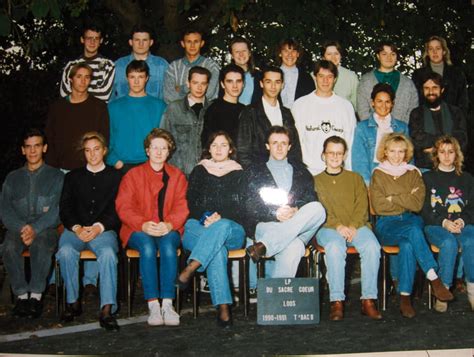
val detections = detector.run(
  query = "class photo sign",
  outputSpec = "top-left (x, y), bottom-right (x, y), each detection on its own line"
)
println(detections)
top-left (257, 278), bottom-right (320, 325)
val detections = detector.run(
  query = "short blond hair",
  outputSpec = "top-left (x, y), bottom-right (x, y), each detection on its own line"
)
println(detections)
top-left (431, 135), bottom-right (464, 175)
top-left (78, 131), bottom-right (108, 152)
top-left (376, 133), bottom-right (414, 163)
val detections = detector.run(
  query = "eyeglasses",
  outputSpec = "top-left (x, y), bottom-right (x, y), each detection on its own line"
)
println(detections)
top-left (324, 151), bottom-right (344, 157)
top-left (149, 145), bottom-right (169, 152)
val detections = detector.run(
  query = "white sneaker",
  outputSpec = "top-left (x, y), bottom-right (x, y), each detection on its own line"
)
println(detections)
top-left (162, 304), bottom-right (180, 326)
top-left (249, 288), bottom-right (257, 304)
top-left (434, 299), bottom-right (448, 313)
top-left (200, 276), bottom-right (210, 293)
top-left (233, 288), bottom-right (240, 303)
top-left (147, 304), bottom-right (164, 326)
top-left (467, 282), bottom-right (474, 311)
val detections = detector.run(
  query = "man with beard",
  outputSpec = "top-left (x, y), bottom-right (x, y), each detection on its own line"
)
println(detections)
top-left (409, 72), bottom-right (468, 170)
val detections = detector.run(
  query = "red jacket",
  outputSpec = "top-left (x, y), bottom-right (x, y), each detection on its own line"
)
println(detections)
top-left (115, 161), bottom-right (189, 247)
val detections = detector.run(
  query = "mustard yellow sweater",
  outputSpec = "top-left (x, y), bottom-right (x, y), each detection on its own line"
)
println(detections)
top-left (314, 169), bottom-right (369, 229)
top-left (369, 168), bottom-right (425, 216)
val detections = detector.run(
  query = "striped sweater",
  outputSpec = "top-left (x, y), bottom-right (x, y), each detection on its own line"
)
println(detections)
top-left (163, 55), bottom-right (220, 104)
top-left (60, 54), bottom-right (115, 102)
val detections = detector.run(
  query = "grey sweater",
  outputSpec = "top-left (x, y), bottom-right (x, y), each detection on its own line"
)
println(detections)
top-left (357, 69), bottom-right (418, 123)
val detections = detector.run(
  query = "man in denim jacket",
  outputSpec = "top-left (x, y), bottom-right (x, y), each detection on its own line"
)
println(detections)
top-left (1, 128), bottom-right (64, 318)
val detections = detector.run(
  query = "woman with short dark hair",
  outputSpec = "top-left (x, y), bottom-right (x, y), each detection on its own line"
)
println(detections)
top-left (352, 83), bottom-right (409, 186)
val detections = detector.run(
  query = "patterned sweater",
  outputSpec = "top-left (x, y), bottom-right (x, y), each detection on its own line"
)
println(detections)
top-left (60, 54), bottom-right (115, 102)
top-left (422, 169), bottom-right (474, 226)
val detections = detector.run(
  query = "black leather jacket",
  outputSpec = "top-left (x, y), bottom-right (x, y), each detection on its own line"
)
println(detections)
top-left (236, 99), bottom-right (303, 168)
top-left (241, 160), bottom-right (317, 236)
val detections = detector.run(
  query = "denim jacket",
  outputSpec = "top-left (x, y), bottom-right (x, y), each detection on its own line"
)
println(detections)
top-left (160, 97), bottom-right (210, 176)
top-left (352, 114), bottom-right (409, 185)
top-left (0, 163), bottom-right (64, 234)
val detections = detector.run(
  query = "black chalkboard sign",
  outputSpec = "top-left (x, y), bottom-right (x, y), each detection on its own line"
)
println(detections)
top-left (257, 277), bottom-right (319, 325)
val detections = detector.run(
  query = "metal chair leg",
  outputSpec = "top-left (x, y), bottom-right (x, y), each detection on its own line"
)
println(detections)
top-left (305, 254), bottom-right (311, 277)
top-left (54, 259), bottom-right (60, 316)
top-left (127, 257), bottom-right (132, 318)
top-left (242, 256), bottom-right (248, 317)
top-left (428, 283), bottom-right (432, 309)
top-left (382, 252), bottom-right (387, 311)
top-left (193, 275), bottom-right (198, 319)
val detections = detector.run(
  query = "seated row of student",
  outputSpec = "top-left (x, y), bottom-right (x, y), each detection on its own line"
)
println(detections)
top-left (56, 131), bottom-right (122, 331)
top-left (421, 135), bottom-right (474, 313)
top-left (369, 132), bottom-right (454, 318)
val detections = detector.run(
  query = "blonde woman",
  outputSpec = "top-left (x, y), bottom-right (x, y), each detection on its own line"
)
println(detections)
top-left (370, 133), bottom-right (453, 318)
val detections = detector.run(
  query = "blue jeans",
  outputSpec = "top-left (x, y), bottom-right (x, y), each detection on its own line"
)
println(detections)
top-left (56, 229), bottom-right (118, 312)
top-left (183, 219), bottom-right (245, 305)
top-left (256, 202), bottom-right (326, 278)
top-left (127, 230), bottom-right (180, 300)
top-left (376, 212), bottom-right (438, 294)
top-left (316, 226), bottom-right (380, 301)
top-left (3, 228), bottom-right (57, 296)
top-left (424, 225), bottom-right (474, 285)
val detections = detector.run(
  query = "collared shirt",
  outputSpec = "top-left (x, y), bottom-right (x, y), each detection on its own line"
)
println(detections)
top-left (373, 113), bottom-right (393, 163)
top-left (280, 65), bottom-right (299, 108)
top-left (239, 71), bottom-right (255, 105)
top-left (262, 97), bottom-right (283, 126)
top-left (86, 162), bottom-right (106, 173)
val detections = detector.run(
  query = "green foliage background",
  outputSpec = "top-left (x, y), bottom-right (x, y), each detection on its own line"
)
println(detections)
top-left (0, 0), bottom-right (473, 181)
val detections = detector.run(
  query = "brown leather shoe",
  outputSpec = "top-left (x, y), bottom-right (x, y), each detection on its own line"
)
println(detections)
top-left (400, 295), bottom-right (416, 318)
top-left (361, 299), bottom-right (382, 320)
top-left (246, 242), bottom-right (266, 263)
top-left (430, 278), bottom-right (454, 302)
top-left (329, 301), bottom-right (344, 321)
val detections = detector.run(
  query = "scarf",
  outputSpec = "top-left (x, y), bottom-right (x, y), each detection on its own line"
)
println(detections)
top-left (373, 114), bottom-right (393, 163)
top-left (199, 159), bottom-right (242, 177)
top-left (374, 70), bottom-right (401, 92)
top-left (423, 102), bottom-right (453, 136)
top-left (375, 160), bottom-right (421, 177)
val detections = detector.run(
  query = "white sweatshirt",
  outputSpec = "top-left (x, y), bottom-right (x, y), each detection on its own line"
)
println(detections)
top-left (292, 92), bottom-right (356, 175)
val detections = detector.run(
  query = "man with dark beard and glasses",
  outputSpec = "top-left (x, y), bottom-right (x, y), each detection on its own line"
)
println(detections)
top-left (409, 72), bottom-right (468, 171)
